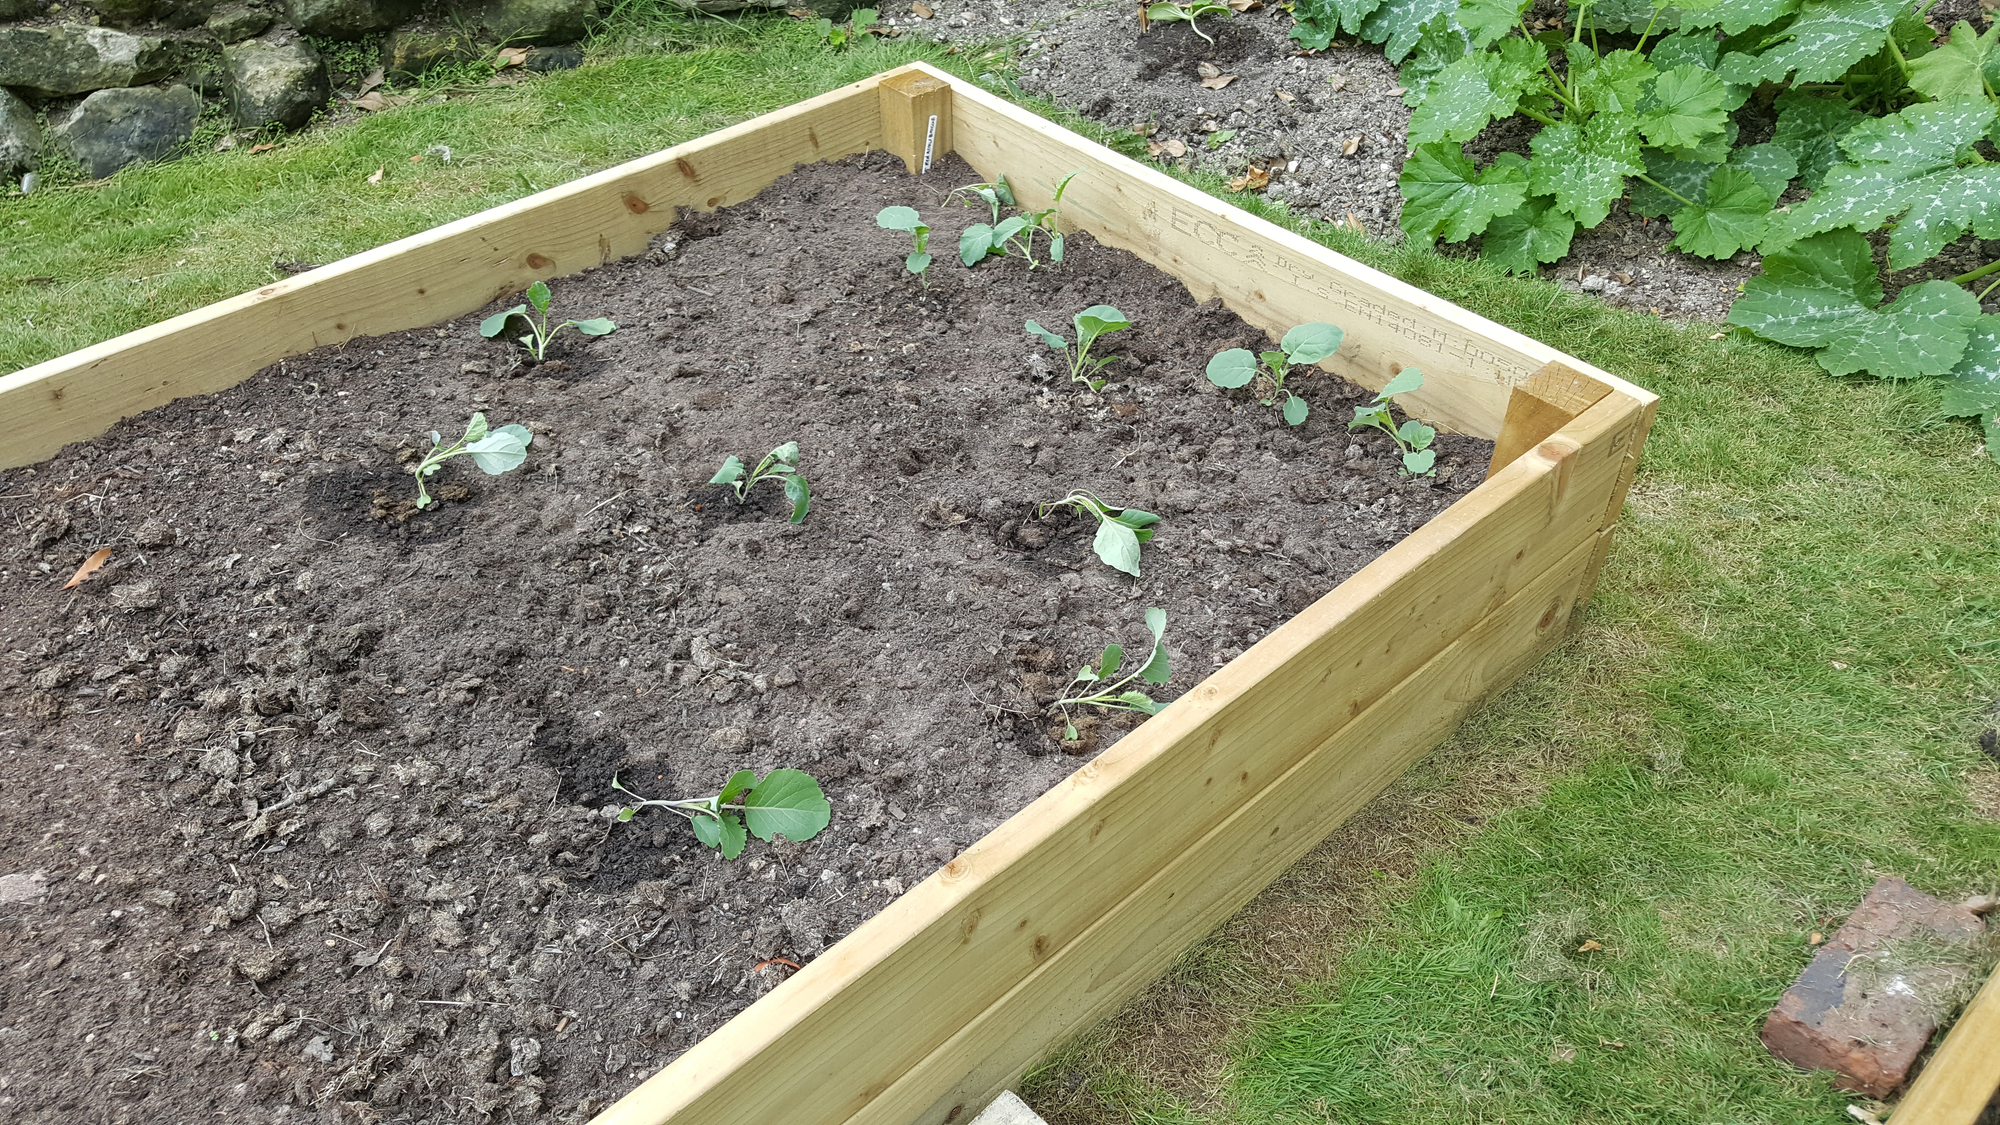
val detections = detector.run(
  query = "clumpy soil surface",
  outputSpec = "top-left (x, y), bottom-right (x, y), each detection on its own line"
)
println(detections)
top-left (0, 151), bottom-right (1490, 1124)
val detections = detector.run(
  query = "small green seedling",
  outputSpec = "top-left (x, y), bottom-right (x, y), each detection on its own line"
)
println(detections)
top-left (875, 206), bottom-right (932, 286)
top-left (612, 769), bottom-right (831, 860)
top-left (711, 441), bottom-right (811, 523)
top-left (1205, 321), bottom-right (1342, 426)
top-left (1026, 304), bottom-right (1131, 392)
top-left (1051, 608), bottom-right (1171, 741)
top-left (957, 170), bottom-right (1080, 269)
top-left (816, 6), bottom-right (878, 46)
top-left (478, 280), bottom-right (615, 360)
top-left (1039, 489), bottom-right (1160, 577)
top-left (1349, 368), bottom-right (1437, 476)
top-left (1146, 0), bottom-right (1230, 43)
top-left (411, 412), bottom-right (532, 509)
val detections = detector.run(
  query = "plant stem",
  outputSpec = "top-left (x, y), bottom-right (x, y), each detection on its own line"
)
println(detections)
top-left (1519, 104), bottom-right (1560, 127)
top-left (1885, 35), bottom-right (1911, 81)
top-left (1978, 276), bottom-right (2000, 302)
top-left (1633, 7), bottom-right (1662, 55)
top-left (1634, 172), bottom-right (1698, 208)
top-left (1951, 259), bottom-right (2000, 287)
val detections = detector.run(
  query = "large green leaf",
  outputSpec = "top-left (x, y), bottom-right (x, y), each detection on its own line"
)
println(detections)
top-left (1398, 144), bottom-right (1530, 242)
top-left (1680, 0), bottom-right (1798, 35)
top-left (1648, 29), bottom-right (1720, 70)
top-left (1527, 116), bottom-right (1643, 227)
top-left (1729, 235), bottom-right (1981, 380)
top-left (1456, 0), bottom-right (1525, 47)
top-left (1397, 14), bottom-right (1473, 100)
top-left (1717, 0), bottom-right (1903, 85)
top-left (1769, 90), bottom-right (1866, 190)
top-left (1670, 166), bottom-right (1773, 259)
top-left (1907, 20), bottom-right (1999, 102)
top-left (1571, 46), bottom-right (1655, 115)
top-left (1940, 318), bottom-right (2000, 462)
top-left (1291, 0), bottom-right (1383, 36)
top-left (741, 769), bottom-right (832, 843)
top-left (1638, 64), bottom-right (1730, 149)
top-left (1629, 150), bottom-right (1715, 219)
top-left (1358, 0), bottom-right (1457, 60)
top-left (1407, 37), bottom-right (1545, 144)
top-left (1282, 322), bottom-right (1344, 364)
top-left (1729, 143), bottom-right (1799, 200)
top-left (1481, 196), bottom-right (1576, 274)
top-left (1777, 100), bottom-right (2000, 269)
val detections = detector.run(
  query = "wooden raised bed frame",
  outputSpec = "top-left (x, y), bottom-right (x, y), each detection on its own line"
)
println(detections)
top-left (0, 64), bottom-right (1658, 1125)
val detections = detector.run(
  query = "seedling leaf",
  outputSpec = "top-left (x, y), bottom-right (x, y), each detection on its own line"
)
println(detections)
top-left (710, 455), bottom-right (745, 485)
top-left (573, 318), bottom-right (617, 337)
top-left (876, 205), bottom-right (924, 233)
top-left (718, 769), bottom-right (756, 805)
top-left (961, 224), bottom-right (995, 266)
top-left (1100, 643), bottom-right (1124, 680)
top-left (783, 474), bottom-right (811, 524)
top-left (526, 280), bottom-right (551, 313)
top-left (479, 304), bottom-right (526, 338)
top-left (1282, 396), bottom-right (1309, 425)
top-left (1145, 606), bottom-right (1166, 641)
top-left (741, 769), bottom-right (832, 842)
top-left (1206, 348), bottom-right (1258, 389)
top-left (1381, 368), bottom-right (1425, 396)
top-left (1117, 691), bottom-right (1163, 714)
top-left (464, 413), bottom-right (490, 442)
top-left (1094, 519), bottom-right (1144, 576)
top-left (1281, 322), bottom-right (1343, 365)
top-left (465, 429), bottom-right (529, 474)
top-left (1025, 319), bottom-right (1066, 350)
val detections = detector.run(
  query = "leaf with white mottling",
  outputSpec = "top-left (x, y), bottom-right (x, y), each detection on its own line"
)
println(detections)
top-left (1940, 318), bottom-right (2000, 462)
top-left (1729, 143), bottom-right (1799, 200)
top-left (1638, 64), bottom-right (1730, 149)
top-left (1778, 100), bottom-right (2000, 269)
top-left (1717, 0), bottom-right (1902, 85)
top-left (1907, 20), bottom-right (1999, 102)
top-left (1770, 90), bottom-right (1866, 189)
top-left (1357, 0), bottom-right (1457, 60)
top-left (1571, 46), bottom-right (1654, 115)
top-left (1407, 36), bottom-right (1544, 143)
top-left (1815, 282), bottom-right (1983, 380)
top-left (1527, 116), bottom-right (1643, 227)
top-left (1680, 0), bottom-right (1798, 34)
top-left (1290, 0), bottom-right (1383, 36)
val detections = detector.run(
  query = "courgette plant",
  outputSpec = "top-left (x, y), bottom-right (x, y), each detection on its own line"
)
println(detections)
top-left (613, 769), bottom-right (831, 860)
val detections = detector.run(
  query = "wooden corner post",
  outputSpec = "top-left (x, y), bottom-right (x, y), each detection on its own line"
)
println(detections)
top-left (878, 69), bottom-right (953, 175)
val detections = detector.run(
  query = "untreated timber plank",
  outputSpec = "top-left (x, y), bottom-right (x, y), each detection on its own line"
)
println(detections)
top-left (1488, 361), bottom-right (1615, 474)
top-left (0, 73), bottom-right (889, 470)
top-left (1892, 967), bottom-right (2000, 1125)
top-left (589, 392), bottom-right (1647, 1125)
top-left (878, 67), bottom-right (952, 176)
top-left (933, 62), bottom-right (1651, 440)
top-left (884, 532), bottom-right (1603, 1125)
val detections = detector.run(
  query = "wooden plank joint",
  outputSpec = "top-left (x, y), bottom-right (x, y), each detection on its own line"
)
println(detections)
top-left (877, 69), bottom-right (953, 176)
top-left (1488, 361), bottom-right (1616, 476)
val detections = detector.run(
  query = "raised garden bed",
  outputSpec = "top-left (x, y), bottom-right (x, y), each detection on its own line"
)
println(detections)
top-left (0, 64), bottom-right (1656, 1125)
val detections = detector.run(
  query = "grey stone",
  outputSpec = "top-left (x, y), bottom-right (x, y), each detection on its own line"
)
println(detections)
top-left (284, 0), bottom-right (418, 38)
top-left (523, 43), bottom-right (583, 72)
top-left (51, 85), bottom-right (200, 180)
top-left (380, 25), bottom-right (479, 80)
top-left (0, 90), bottom-right (41, 181)
top-left (969, 1092), bottom-right (1049, 1125)
top-left (204, 2), bottom-right (274, 41)
top-left (224, 39), bottom-right (328, 130)
top-left (0, 25), bottom-right (177, 99)
top-left (481, 0), bottom-right (596, 45)
top-left (0, 872), bottom-right (47, 904)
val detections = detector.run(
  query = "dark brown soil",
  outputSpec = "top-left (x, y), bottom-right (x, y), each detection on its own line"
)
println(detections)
top-left (0, 151), bottom-right (1490, 1124)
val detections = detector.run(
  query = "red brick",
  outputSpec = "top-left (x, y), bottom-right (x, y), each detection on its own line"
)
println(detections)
top-left (1760, 877), bottom-right (1986, 1096)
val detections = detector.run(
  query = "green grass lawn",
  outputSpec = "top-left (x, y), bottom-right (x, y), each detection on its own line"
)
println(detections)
top-left (7, 10), bottom-right (1999, 1123)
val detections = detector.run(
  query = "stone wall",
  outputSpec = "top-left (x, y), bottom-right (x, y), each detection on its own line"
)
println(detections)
top-left (0, 0), bottom-right (602, 184)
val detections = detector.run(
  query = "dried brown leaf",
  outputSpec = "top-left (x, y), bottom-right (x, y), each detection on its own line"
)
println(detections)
top-left (1576, 939), bottom-right (1603, 953)
top-left (64, 548), bottom-right (111, 589)
top-left (1227, 166), bottom-right (1270, 193)
top-left (1197, 61), bottom-right (1222, 79)
top-left (497, 46), bottom-right (529, 68)
top-left (911, 0), bottom-right (933, 14)
top-left (248, 143), bottom-right (277, 155)
top-left (356, 67), bottom-right (385, 97)
top-left (1342, 135), bottom-right (1360, 156)
top-left (1274, 90), bottom-right (1295, 103)
top-left (1226, 0), bottom-right (1260, 9)
top-left (1326, 73), bottom-right (1347, 92)
top-left (1199, 74), bottom-right (1237, 90)
top-left (366, 165), bottom-right (384, 185)
top-left (1164, 138), bottom-right (1186, 157)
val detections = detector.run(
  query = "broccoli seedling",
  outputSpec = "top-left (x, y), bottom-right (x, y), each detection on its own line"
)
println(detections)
top-left (479, 280), bottom-right (615, 361)
top-left (1052, 608), bottom-right (1171, 741)
top-left (411, 412), bottom-right (533, 509)
top-left (711, 441), bottom-right (811, 523)
top-left (956, 170), bottom-right (1080, 269)
top-left (1145, 0), bottom-right (1230, 43)
top-left (612, 768), bottom-right (831, 860)
top-left (1348, 368), bottom-right (1437, 476)
top-left (1205, 321), bottom-right (1342, 426)
top-left (815, 6), bottom-right (878, 46)
top-left (1026, 304), bottom-right (1131, 392)
top-left (1039, 489), bottom-right (1161, 576)
top-left (875, 206), bottom-right (932, 286)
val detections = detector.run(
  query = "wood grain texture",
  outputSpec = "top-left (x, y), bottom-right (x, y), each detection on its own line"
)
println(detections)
top-left (590, 392), bottom-right (1648, 1125)
top-left (881, 532), bottom-right (1604, 1125)
top-left (1893, 968), bottom-right (2000, 1125)
top-left (1572, 392), bottom-right (1659, 609)
top-left (929, 63), bottom-right (1654, 440)
top-left (0, 74), bottom-right (889, 469)
top-left (1488, 361), bottom-right (1616, 474)
top-left (877, 69), bottom-right (952, 176)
